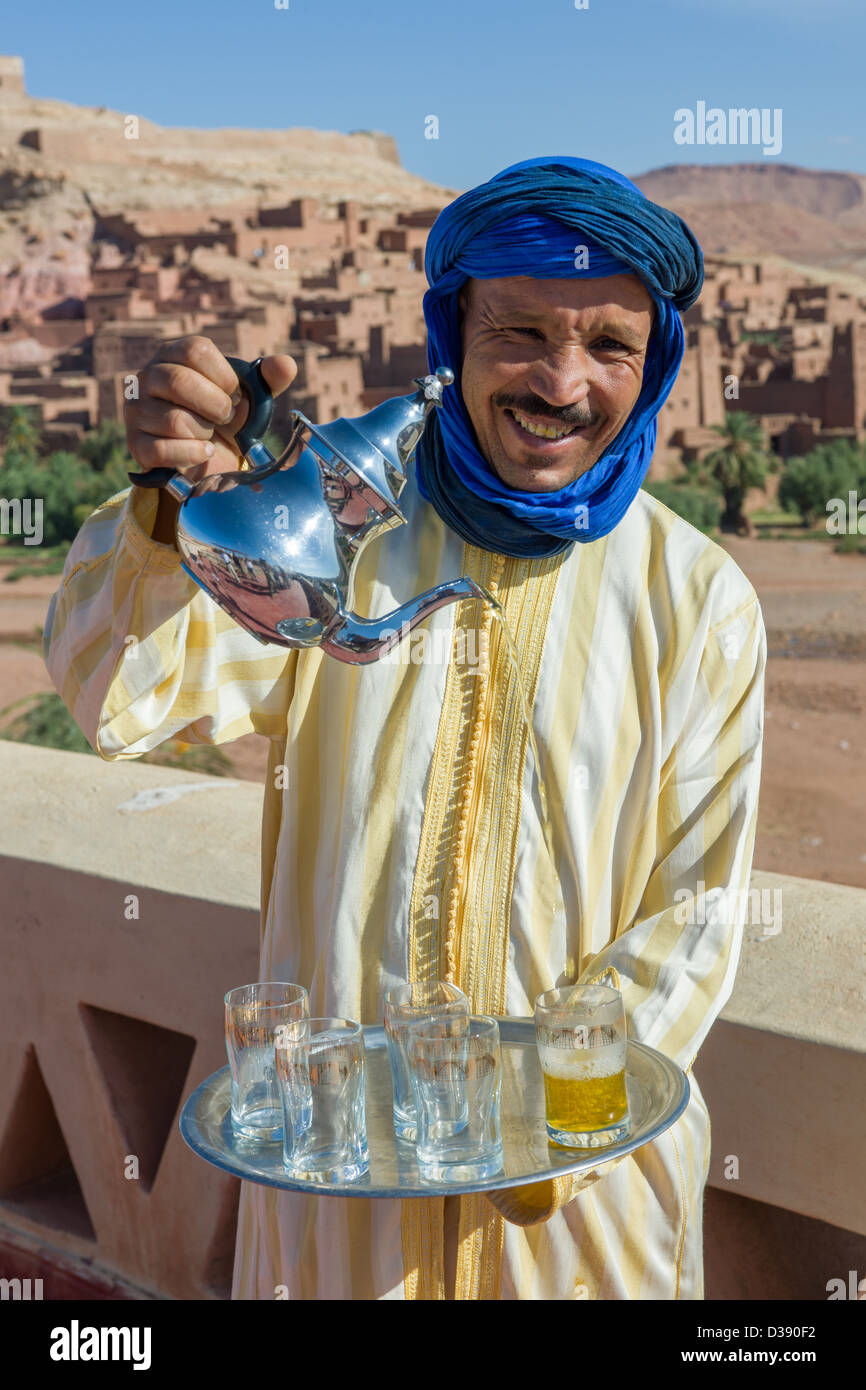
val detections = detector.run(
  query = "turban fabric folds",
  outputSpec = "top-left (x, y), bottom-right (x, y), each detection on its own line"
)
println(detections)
top-left (414, 155), bottom-right (704, 556)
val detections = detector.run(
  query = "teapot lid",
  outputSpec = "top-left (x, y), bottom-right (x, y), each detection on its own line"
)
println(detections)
top-left (303, 369), bottom-right (454, 511)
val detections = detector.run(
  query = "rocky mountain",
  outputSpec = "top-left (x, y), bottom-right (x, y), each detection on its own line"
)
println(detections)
top-left (3, 52), bottom-right (866, 322)
top-left (0, 56), bottom-right (458, 320)
top-left (633, 163), bottom-right (866, 278)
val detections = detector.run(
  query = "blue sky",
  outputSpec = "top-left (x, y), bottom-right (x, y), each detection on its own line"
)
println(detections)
top-left (5, 0), bottom-right (863, 190)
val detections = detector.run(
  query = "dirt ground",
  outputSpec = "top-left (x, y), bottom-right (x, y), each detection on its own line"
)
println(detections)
top-left (721, 537), bottom-right (866, 889)
top-left (3, 535), bottom-right (865, 889)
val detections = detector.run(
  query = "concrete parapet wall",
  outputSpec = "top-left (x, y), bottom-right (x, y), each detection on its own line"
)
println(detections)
top-left (698, 868), bottom-right (866, 1240)
top-left (0, 743), bottom-right (262, 1299)
top-left (0, 742), bottom-right (863, 1299)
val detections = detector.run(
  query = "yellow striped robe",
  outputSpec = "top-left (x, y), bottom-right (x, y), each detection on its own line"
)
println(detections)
top-left (44, 472), bottom-right (766, 1301)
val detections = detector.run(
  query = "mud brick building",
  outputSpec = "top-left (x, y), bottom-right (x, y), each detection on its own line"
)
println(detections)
top-left (3, 165), bottom-right (866, 486)
top-left (654, 259), bottom-right (866, 497)
top-left (0, 192), bottom-right (440, 444)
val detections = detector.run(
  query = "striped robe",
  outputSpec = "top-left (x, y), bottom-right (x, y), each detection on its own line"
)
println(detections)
top-left (44, 472), bottom-right (766, 1300)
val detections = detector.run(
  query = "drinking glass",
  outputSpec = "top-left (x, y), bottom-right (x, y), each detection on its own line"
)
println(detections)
top-left (275, 1018), bottom-right (369, 1183)
top-left (407, 1014), bottom-right (504, 1182)
top-left (383, 981), bottom-right (469, 1142)
top-left (224, 982), bottom-right (309, 1140)
top-left (535, 984), bottom-right (630, 1148)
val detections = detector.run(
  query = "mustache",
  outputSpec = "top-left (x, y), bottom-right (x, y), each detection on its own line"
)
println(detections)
top-left (497, 395), bottom-right (599, 428)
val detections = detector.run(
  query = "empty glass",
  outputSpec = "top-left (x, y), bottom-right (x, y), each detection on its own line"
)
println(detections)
top-left (535, 984), bottom-right (630, 1148)
top-left (224, 982), bottom-right (309, 1140)
top-left (275, 1018), bottom-right (369, 1183)
top-left (383, 981), bottom-right (469, 1142)
top-left (407, 1014), bottom-right (504, 1182)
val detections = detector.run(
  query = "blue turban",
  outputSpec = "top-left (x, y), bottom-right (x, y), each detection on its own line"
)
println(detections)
top-left (414, 155), bottom-right (704, 557)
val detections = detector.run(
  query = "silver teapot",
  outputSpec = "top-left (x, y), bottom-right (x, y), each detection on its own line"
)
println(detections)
top-left (128, 357), bottom-right (485, 663)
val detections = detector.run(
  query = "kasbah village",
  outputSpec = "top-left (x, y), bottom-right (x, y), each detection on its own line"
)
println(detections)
top-left (2, 54), bottom-right (866, 890)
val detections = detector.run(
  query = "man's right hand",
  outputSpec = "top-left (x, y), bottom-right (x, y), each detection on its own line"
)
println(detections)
top-left (124, 337), bottom-right (298, 544)
top-left (126, 336), bottom-right (298, 478)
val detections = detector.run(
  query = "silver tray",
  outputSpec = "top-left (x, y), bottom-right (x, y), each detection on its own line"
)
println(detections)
top-left (179, 1018), bottom-right (689, 1198)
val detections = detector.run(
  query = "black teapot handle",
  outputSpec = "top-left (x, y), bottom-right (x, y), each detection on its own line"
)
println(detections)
top-left (128, 355), bottom-right (275, 489)
top-left (224, 355), bottom-right (275, 454)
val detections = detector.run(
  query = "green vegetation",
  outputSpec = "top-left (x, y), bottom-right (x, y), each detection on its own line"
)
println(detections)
top-left (834, 530), bottom-right (866, 553)
top-left (642, 480), bottom-right (722, 533)
top-left (0, 691), bottom-right (94, 754)
top-left (3, 544), bottom-right (71, 581)
top-left (0, 404), bottom-right (133, 547)
top-left (746, 507), bottom-right (800, 528)
top-left (739, 329), bottom-right (783, 347)
top-left (0, 690), bottom-right (234, 776)
top-left (777, 440), bottom-right (866, 527)
top-left (0, 406), bottom-right (240, 771)
top-left (646, 421), bottom-right (866, 555)
top-left (831, 530), bottom-right (866, 554)
top-left (687, 412), bottom-right (778, 534)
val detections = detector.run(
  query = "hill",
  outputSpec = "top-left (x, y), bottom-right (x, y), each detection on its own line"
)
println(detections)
top-left (0, 56), bottom-right (457, 319)
top-left (633, 162), bottom-right (866, 277)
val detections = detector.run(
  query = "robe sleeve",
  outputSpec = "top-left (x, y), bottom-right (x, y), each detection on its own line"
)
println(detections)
top-left (486, 590), bottom-right (767, 1226)
top-left (44, 486), bottom-right (298, 759)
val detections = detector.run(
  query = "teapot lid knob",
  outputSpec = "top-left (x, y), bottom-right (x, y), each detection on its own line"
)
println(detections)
top-left (413, 364), bottom-right (455, 404)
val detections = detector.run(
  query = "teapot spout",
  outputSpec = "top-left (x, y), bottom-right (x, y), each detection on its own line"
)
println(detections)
top-left (320, 576), bottom-right (487, 665)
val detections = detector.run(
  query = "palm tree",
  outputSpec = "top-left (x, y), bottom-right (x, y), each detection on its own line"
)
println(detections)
top-left (696, 412), bottom-right (776, 536)
top-left (0, 403), bottom-right (42, 469)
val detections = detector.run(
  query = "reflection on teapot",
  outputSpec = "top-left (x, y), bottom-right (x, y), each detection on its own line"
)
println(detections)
top-left (127, 358), bottom-right (486, 664)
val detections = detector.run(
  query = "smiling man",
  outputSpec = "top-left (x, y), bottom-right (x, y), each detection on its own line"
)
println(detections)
top-left (457, 273), bottom-right (654, 493)
top-left (45, 155), bottom-right (766, 1302)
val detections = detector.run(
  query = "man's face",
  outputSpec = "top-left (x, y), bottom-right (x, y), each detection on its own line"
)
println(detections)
top-left (458, 274), bottom-right (655, 493)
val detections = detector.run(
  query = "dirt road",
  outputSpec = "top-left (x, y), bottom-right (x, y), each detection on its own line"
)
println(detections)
top-left (4, 535), bottom-right (865, 889)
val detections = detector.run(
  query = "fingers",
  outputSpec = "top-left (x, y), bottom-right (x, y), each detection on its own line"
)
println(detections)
top-left (136, 359), bottom-right (237, 428)
top-left (126, 366), bottom-right (223, 472)
top-left (159, 335), bottom-right (239, 396)
top-left (125, 339), bottom-right (238, 473)
top-left (124, 338), bottom-right (298, 475)
top-left (258, 353), bottom-right (298, 399)
top-left (132, 397), bottom-right (217, 442)
top-left (127, 431), bottom-right (215, 472)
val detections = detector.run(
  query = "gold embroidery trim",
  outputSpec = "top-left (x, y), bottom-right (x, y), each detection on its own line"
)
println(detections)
top-left (670, 1127), bottom-right (689, 1300)
top-left (402, 542), bottom-right (564, 1300)
top-left (442, 554), bottom-right (504, 986)
top-left (401, 1195), bottom-right (446, 1301)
